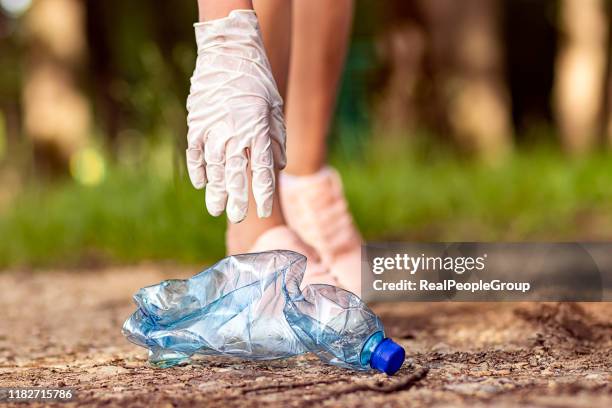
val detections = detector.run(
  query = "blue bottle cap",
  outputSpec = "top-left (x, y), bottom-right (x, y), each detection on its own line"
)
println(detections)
top-left (370, 338), bottom-right (405, 375)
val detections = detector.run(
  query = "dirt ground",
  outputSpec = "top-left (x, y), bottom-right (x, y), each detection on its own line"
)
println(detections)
top-left (0, 266), bottom-right (610, 407)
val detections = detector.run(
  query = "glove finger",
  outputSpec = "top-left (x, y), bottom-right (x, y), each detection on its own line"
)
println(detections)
top-left (269, 107), bottom-right (287, 169)
top-left (186, 126), bottom-right (207, 189)
top-left (225, 137), bottom-right (249, 223)
top-left (204, 132), bottom-right (228, 217)
top-left (251, 131), bottom-right (275, 218)
top-left (186, 146), bottom-right (207, 189)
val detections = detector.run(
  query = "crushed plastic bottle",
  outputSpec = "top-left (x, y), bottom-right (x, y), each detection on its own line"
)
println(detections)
top-left (122, 250), bottom-right (405, 375)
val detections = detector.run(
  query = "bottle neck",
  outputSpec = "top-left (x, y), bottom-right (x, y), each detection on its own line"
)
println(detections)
top-left (359, 331), bottom-right (385, 367)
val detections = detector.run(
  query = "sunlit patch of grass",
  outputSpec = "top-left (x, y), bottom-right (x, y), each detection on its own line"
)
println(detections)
top-left (70, 147), bottom-right (107, 186)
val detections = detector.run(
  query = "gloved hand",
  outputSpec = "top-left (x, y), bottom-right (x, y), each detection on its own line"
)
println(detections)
top-left (186, 10), bottom-right (286, 223)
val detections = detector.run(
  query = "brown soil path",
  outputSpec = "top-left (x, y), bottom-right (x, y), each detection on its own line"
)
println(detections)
top-left (0, 266), bottom-right (610, 407)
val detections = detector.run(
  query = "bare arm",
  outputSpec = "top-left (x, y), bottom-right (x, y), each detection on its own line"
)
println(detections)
top-left (197, 0), bottom-right (253, 21)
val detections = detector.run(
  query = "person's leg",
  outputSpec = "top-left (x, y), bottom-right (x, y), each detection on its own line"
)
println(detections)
top-left (279, 0), bottom-right (362, 294)
top-left (284, 0), bottom-right (354, 175)
top-left (224, 0), bottom-right (292, 253)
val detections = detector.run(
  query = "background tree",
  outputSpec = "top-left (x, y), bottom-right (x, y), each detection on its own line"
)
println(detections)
top-left (554, 0), bottom-right (608, 154)
top-left (372, 0), bottom-right (512, 160)
top-left (22, 0), bottom-right (91, 174)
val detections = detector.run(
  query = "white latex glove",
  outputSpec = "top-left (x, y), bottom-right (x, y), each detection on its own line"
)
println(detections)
top-left (186, 10), bottom-right (286, 223)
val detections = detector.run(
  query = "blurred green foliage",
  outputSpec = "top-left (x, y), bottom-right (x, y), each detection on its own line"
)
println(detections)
top-left (2, 137), bottom-right (612, 269)
top-left (2, 1), bottom-right (612, 269)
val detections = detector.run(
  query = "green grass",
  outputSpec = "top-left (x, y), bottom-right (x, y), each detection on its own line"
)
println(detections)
top-left (0, 166), bottom-right (227, 268)
top-left (2, 141), bottom-right (612, 269)
top-left (337, 142), bottom-right (612, 241)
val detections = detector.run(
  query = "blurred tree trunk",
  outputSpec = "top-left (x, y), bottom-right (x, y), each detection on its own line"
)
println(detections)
top-left (22, 0), bottom-right (91, 174)
top-left (554, 0), bottom-right (607, 154)
top-left (421, 0), bottom-right (512, 160)
top-left (85, 0), bottom-right (120, 149)
top-left (375, 0), bottom-right (512, 159)
top-left (374, 2), bottom-right (426, 134)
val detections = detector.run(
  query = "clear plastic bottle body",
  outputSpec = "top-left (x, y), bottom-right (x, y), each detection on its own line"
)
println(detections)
top-left (123, 251), bottom-right (392, 372)
top-left (282, 282), bottom-right (385, 370)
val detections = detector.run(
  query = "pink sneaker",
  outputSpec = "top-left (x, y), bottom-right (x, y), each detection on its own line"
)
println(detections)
top-left (226, 225), bottom-right (339, 287)
top-left (280, 167), bottom-right (362, 295)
